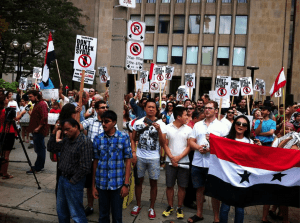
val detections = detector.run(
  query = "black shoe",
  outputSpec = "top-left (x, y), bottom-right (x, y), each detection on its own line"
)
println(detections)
top-left (269, 210), bottom-right (277, 220)
top-left (84, 206), bottom-right (94, 216)
top-left (184, 203), bottom-right (197, 210)
top-left (28, 144), bottom-right (34, 149)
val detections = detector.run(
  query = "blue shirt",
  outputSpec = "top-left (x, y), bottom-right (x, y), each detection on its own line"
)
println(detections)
top-left (93, 130), bottom-right (132, 190)
top-left (254, 119), bottom-right (276, 143)
top-left (72, 102), bottom-right (86, 122)
top-left (130, 98), bottom-right (146, 119)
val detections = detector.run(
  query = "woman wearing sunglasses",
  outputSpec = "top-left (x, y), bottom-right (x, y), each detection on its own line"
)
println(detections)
top-left (219, 115), bottom-right (261, 223)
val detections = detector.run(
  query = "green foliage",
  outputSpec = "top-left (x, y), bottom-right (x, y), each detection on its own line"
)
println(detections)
top-left (0, 0), bottom-right (87, 87)
top-left (0, 79), bottom-right (18, 92)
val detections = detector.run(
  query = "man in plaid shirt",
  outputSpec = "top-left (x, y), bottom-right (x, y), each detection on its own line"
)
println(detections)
top-left (92, 110), bottom-right (132, 223)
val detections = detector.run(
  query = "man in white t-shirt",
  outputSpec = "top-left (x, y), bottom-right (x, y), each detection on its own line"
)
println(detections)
top-left (130, 99), bottom-right (165, 220)
top-left (161, 106), bottom-right (192, 220)
top-left (188, 101), bottom-right (228, 223)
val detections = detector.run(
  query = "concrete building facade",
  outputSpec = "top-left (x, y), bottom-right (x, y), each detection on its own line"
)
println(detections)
top-left (69, 0), bottom-right (299, 102)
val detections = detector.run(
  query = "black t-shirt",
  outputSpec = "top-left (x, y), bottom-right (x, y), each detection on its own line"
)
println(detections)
top-left (237, 107), bottom-right (248, 115)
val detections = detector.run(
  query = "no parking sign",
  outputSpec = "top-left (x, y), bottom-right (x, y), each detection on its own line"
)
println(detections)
top-left (127, 20), bottom-right (145, 41)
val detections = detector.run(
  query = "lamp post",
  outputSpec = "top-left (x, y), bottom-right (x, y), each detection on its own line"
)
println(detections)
top-left (247, 66), bottom-right (259, 82)
top-left (10, 40), bottom-right (31, 81)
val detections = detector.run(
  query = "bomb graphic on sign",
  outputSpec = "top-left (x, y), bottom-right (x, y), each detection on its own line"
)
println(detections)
top-left (178, 88), bottom-right (186, 100)
top-left (185, 74), bottom-right (194, 88)
top-left (240, 79), bottom-right (251, 94)
top-left (215, 78), bottom-right (229, 96)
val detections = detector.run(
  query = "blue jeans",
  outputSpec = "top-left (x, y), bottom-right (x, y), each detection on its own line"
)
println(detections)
top-left (33, 133), bottom-right (46, 171)
top-left (97, 187), bottom-right (123, 223)
top-left (220, 203), bottom-right (244, 223)
top-left (57, 176), bottom-right (87, 223)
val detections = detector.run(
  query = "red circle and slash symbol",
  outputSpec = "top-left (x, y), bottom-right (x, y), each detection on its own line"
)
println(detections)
top-left (157, 74), bottom-right (164, 81)
top-left (217, 88), bottom-right (227, 96)
top-left (150, 82), bottom-right (158, 90)
top-left (141, 78), bottom-right (146, 84)
top-left (131, 22), bottom-right (143, 36)
top-left (243, 86), bottom-right (251, 94)
top-left (187, 81), bottom-right (193, 87)
top-left (101, 75), bottom-right (107, 82)
top-left (231, 89), bottom-right (238, 95)
top-left (78, 54), bottom-right (92, 68)
top-left (166, 73), bottom-right (171, 79)
top-left (130, 43), bottom-right (142, 56)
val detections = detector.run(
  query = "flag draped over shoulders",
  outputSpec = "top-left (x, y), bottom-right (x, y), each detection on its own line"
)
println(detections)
top-left (205, 134), bottom-right (300, 208)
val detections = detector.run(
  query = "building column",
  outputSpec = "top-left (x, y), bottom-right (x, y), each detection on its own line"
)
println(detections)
top-left (181, 0), bottom-right (190, 86)
top-left (228, 0), bottom-right (237, 78)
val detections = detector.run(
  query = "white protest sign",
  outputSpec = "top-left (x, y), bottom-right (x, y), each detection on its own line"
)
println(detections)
top-left (127, 20), bottom-right (145, 41)
top-left (229, 80), bottom-right (241, 96)
top-left (41, 89), bottom-right (59, 100)
top-left (98, 67), bottom-right (109, 83)
top-left (140, 70), bottom-right (149, 84)
top-left (214, 76), bottom-right (231, 99)
top-left (274, 88), bottom-right (282, 98)
top-left (150, 79), bottom-right (165, 93)
top-left (119, 0), bottom-right (136, 8)
top-left (48, 113), bottom-right (60, 125)
top-left (240, 77), bottom-right (253, 96)
top-left (19, 77), bottom-right (27, 90)
top-left (215, 98), bottom-right (230, 108)
top-left (209, 91), bottom-right (215, 101)
top-left (176, 86), bottom-right (188, 101)
top-left (73, 35), bottom-right (97, 71)
top-left (153, 65), bottom-right (165, 83)
top-left (126, 41), bottom-right (144, 71)
top-left (136, 81), bottom-right (149, 93)
top-left (253, 78), bottom-right (266, 95)
top-left (185, 73), bottom-right (195, 89)
top-left (33, 67), bottom-right (42, 79)
top-left (72, 69), bottom-right (96, 85)
top-left (164, 66), bottom-right (174, 81)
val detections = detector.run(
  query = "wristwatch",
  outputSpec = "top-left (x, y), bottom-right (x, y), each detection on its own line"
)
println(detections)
top-left (123, 184), bottom-right (130, 188)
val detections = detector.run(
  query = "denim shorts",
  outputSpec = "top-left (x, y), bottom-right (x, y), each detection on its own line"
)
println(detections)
top-left (136, 157), bottom-right (160, 180)
top-left (191, 166), bottom-right (208, 188)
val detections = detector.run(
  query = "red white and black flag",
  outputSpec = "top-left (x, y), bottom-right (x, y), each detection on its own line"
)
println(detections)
top-left (205, 134), bottom-right (300, 208)
top-left (42, 32), bottom-right (55, 86)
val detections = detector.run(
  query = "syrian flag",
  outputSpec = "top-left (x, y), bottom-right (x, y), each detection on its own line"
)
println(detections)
top-left (42, 32), bottom-right (55, 87)
top-left (269, 67), bottom-right (286, 97)
top-left (205, 134), bottom-right (300, 208)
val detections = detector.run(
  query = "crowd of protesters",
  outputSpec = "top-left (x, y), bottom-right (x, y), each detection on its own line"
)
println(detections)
top-left (0, 84), bottom-right (299, 223)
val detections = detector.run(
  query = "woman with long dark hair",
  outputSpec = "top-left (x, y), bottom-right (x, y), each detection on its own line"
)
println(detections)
top-left (220, 115), bottom-right (261, 223)
top-left (162, 101), bottom-right (175, 124)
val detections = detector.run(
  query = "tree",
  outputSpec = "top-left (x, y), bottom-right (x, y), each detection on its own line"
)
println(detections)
top-left (0, 0), bottom-right (87, 87)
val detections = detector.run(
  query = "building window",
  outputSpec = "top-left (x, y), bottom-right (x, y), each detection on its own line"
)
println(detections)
top-left (173, 15), bottom-right (185, 33)
top-left (162, 0), bottom-right (170, 2)
top-left (202, 47), bottom-right (214, 65)
top-left (171, 46), bottom-right (183, 64)
top-left (177, 0), bottom-right (185, 2)
top-left (222, 0), bottom-right (231, 2)
top-left (217, 47), bottom-right (229, 66)
top-left (147, 0), bottom-right (156, 3)
top-left (191, 0), bottom-right (201, 2)
top-left (235, 16), bottom-right (247, 34)
top-left (157, 46), bottom-right (168, 63)
top-left (207, 0), bottom-right (215, 2)
top-left (136, 0), bottom-right (142, 3)
top-left (186, 47), bottom-right (198, 64)
top-left (144, 46), bottom-right (154, 63)
top-left (238, 0), bottom-right (247, 3)
top-left (159, 16), bottom-right (170, 33)
top-left (130, 15), bottom-right (141, 22)
top-left (219, 16), bottom-right (231, 34)
top-left (233, 47), bottom-right (245, 66)
top-left (189, 15), bottom-right (200, 34)
top-left (145, 15), bottom-right (155, 33)
top-left (203, 15), bottom-right (216, 34)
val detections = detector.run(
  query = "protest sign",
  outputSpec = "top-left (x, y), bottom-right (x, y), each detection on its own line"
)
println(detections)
top-left (73, 35), bottom-right (97, 71)
top-left (229, 80), bottom-right (240, 96)
top-left (33, 67), bottom-right (42, 79)
top-left (253, 78), bottom-right (266, 95)
top-left (153, 65), bottom-right (165, 83)
top-left (185, 73), bottom-right (195, 89)
top-left (214, 76), bottom-right (231, 99)
top-left (19, 77), bottom-right (27, 90)
top-left (140, 70), bottom-right (149, 84)
top-left (274, 88), bottom-right (282, 97)
top-left (240, 77), bottom-right (253, 96)
top-left (136, 80), bottom-right (149, 93)
top-left (150, 79), bottom-right (165, 93)
top-left (72, 69), bottom-right (95, 85)
top-left (48, 113), bottom-right (60, 125)
top-left (164, 66), bottom-right (174, 81)
top-left (41, 89), bottom-right (59, 100)
top-left (98, 66), bottom-right (109, 83)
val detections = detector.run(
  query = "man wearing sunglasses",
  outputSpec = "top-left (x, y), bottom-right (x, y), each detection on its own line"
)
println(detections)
top-left (221, 107), bottom-right (235, 133)
top-left (188, 101), bottom-right (228, 223)
top-left (80, 100), bottom-right (110, 216)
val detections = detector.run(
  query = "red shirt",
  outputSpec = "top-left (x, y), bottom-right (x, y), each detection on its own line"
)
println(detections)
top-left (187, 120), bottom-right (195, 129)
top-left (0, 109), bottom-right (17, 135)
top-left (28, 101), bottom-right (49, 136)
top-left (50, 109), bottom-right (61, 114)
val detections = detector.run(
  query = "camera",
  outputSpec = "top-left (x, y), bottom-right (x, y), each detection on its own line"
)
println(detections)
top-left (25, 104), bottom-right (31, 111)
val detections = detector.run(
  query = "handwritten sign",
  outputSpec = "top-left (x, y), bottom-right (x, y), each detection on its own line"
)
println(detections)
top-left (48, 113), bottom-right (59, 125)
top-left (41, 89), bottom-right (59, 100)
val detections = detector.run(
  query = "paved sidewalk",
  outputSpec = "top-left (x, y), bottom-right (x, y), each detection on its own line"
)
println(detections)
top-left (0, 137), bottom-right (299, 222)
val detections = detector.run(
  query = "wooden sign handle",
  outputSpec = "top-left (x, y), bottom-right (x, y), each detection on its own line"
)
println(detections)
top-left (75, 69), bottom-right (85, 123)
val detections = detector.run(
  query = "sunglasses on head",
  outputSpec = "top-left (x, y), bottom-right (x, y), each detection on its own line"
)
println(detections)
top-left (235, 121), bottom-right (247, 127)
